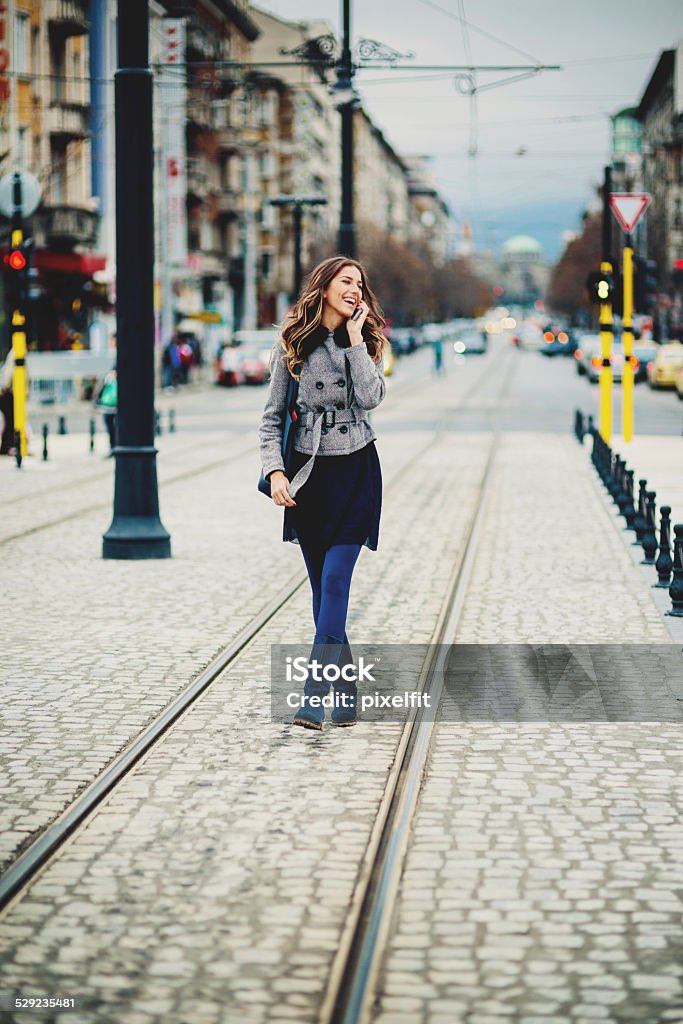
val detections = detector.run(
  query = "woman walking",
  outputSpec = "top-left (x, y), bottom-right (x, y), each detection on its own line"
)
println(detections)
top-left (259, 256), bottom-right (387, 730)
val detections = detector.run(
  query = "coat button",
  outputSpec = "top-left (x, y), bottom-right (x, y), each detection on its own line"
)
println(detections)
top-left (316, 381), bottom-right (324, 390)
top-left (336, 379), bottom-right (345, 387)
top-left (335, 401), bottom-right (345, 410)
top-left (339, 424), bottom-right (348, 434)
top-left (321, 426), bottom-right (328, 435)
top-left (316, 405), bottom-right (325, 413)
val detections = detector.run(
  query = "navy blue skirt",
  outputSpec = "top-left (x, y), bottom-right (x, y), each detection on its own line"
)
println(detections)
top-left (284, 441), bottom-right (382, 551)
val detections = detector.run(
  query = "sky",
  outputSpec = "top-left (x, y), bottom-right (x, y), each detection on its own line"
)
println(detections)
top-left (254, 0), bottom-right (682, 262)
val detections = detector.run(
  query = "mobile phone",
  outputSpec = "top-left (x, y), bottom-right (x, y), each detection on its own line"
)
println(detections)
top-left (351, 306), bottom-right (363, 321)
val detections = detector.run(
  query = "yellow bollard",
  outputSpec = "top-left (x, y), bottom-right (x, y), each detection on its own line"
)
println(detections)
top-left (622, 242), bottom-right (634, 443)
top-left (11, 311), bottom-right (28, 459)
top-left (599, 260), bottom-right (613, 443)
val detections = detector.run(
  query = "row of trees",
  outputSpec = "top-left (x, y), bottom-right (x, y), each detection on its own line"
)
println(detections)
top-left (307, 227), bottom-right (494, 325)
top-left (546, 210), bottom-right (601, 320)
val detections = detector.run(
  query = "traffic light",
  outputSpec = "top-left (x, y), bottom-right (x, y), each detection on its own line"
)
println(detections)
top-left (586, 270), bottom-right (614, 303)
top-left (635, 257), bottom-right (657, 315)
top-left (3, 237), bottom-right (33, 311)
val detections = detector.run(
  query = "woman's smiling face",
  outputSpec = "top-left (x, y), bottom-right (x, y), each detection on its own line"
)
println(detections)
top-left (323, 265), bottom-right (363, 319)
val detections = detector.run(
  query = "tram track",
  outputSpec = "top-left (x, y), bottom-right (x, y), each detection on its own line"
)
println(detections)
top-left (0, 347), bottom-right (513, 928)
top-left (323, 360), bottom-right (513, 1024)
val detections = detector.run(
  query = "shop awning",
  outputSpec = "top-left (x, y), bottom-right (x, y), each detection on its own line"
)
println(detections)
top-left (32, 251), bottom-right (108, 275)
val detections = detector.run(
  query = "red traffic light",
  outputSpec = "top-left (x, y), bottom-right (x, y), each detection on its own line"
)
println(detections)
top-left (8, 249), bottom-right (27, 271)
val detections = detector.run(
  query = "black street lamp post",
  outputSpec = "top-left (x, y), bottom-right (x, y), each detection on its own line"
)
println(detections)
top-left (336, 0), bottom-right (356, 258)
top-left (102, 0), bottom-right (171, 559)
top-left (268, 195), bottom-right (328, 302)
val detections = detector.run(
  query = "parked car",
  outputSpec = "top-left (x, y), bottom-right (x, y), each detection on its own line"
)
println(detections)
top-left (216, 344), bottom-right (243, 387)
top-left (391, 327), bottom-right (418, 355)
top-left (511, 322), bottom-right (544, 350)
top-left (632, 340), bottom-right (658, 383)
top-left (540, 324), bottom-right (575, 356)
top-left (237, 345), bottom-right (269, 385)
top-left (646, 341), bottom-right (683, 389)
top-left (574, 334), bottom-right (601, 376)
top-left (420, 322), bottom-right (449, 345)
top-left (585, 342), bottom-right (638, 384)
top-left (216, 329), bottom-right (278, 386)
top-left (453, 329), bottom-right (487, 355)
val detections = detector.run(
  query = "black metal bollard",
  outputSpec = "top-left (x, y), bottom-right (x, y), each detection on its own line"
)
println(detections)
top-left (669, 525), bottom-right (683, 616)
top-left (169, 409), bottom-right (175, 434)
top-left (633, 480), bottom-right (648, 545)
top-left (89, 418), bottom-right (96, 453)
top-left (58, 415), bottom-right (67, 435)
top-left (667, 528), bottom-right (683, 614)
top-left (574, 409), bottom-right (584, 442)
top-left (622, 469), bottom-right (636, 529)
top-left (654, 506), bottom-right (673, 588)
top-left (641, 491), bottom-right (658, 565)
top-left (611, 456), bottom-right (625, 505)
top-left (155, 411), bottom-right (162, 437)
top-left (42, 424), bottom-right (49, 462)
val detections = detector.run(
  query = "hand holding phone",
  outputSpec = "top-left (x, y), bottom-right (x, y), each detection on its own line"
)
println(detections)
top-left (351, 306), bottom-right (363, 321)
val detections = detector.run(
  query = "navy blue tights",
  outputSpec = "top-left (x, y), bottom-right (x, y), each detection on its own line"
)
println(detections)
top-left (300, 542), bottom-right (362, 641)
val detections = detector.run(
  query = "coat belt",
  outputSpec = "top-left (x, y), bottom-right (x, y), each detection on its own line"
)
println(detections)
top-left (288, 408), bottom-right (360, 498)
top-left (297, 408), bottom-right (358, 429)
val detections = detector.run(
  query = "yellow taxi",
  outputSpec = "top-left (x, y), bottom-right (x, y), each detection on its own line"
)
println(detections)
top-left (383, 341), bottom-right (394, 377)
top-left (646, 341), bottom-right (683, 389)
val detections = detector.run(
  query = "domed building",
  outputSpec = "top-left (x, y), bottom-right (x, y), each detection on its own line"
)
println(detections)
top-left (499, 235), bottom-right (549, 305)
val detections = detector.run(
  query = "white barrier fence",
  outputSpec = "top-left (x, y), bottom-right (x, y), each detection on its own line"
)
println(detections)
top-left (24, 352), bottom-right (115, 410)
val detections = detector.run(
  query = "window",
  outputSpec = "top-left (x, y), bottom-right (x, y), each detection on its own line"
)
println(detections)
top-left (17, 127), bottom-right (28, 169)
top-left (14, 13), bottom-right (30, 76)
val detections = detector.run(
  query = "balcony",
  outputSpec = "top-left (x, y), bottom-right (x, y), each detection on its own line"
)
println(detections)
top-left (34, 205), bottom-right (99, 247)
top-left (45, 0), bottom-right (88, 37)
top-left (218, 126), bottom-right (242, 152)
top-left (216, 189), bottom-right (240, 219)
top-left (47, 102), bottom-right (89, 142)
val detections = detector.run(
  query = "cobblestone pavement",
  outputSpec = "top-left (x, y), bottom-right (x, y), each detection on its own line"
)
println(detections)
top-left (0, 427), bottom-right (491, 1023)
top-left (2, 343), bottom-right (682, 1024)
top-left (375, 434), bottom-right (683, 1024)
top-left (0, 344), bottom-right (483, 874)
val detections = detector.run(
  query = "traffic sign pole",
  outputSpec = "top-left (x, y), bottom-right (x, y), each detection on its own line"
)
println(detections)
top-left (622, 238), bottom-right (635, 443)
top-left (599, 258), bottom-right (613, 443)
top-left (608, 192), bottom-right (652, 445)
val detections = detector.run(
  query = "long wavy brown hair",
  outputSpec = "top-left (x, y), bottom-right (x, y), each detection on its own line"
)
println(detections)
top-left (278, 256), bottom-right (387, 378)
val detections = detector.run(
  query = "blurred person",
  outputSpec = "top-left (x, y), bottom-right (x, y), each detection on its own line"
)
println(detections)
top-left (95, 334), bottom-right (118, 456)
top-left (259, 256), bottom-right (387, 730)
top-left (0, 348), bottom-right (16, 455)
top-left (433, 337), bottom-right (444, 375)
top-left (0, 348), bottom-right (31, 456)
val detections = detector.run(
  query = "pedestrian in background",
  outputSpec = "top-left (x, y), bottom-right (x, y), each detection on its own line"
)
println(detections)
top-left (0, 348), bottom-right (16, 455)
top-left (259, 255), bottom-right (387, 730)
top-left (433, 337), bottom-right (444, 375)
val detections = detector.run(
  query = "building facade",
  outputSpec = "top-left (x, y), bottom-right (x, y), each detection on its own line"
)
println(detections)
top-left (1, 0), bottom-right (104, 355)
top-left (637, 41), bottom-right (683, 334)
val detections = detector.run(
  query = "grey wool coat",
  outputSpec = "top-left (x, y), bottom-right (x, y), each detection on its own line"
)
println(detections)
top-left (258, 325), bottom-right (386, 498)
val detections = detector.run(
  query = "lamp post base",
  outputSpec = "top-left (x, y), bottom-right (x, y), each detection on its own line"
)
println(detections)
top-left (102, 445), bottom-right (172, 560)
top-left (102, 517), bottom-right (171, 559)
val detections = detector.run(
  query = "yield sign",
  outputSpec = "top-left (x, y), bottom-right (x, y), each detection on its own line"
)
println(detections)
top-left (609, 192), bottom-right (652, 234)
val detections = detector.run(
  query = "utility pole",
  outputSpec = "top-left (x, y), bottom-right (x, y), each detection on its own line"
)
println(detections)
top-left (102, 0), bottom-right (171, 559)
top-left (337, 0), bottom-right (356, 257)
